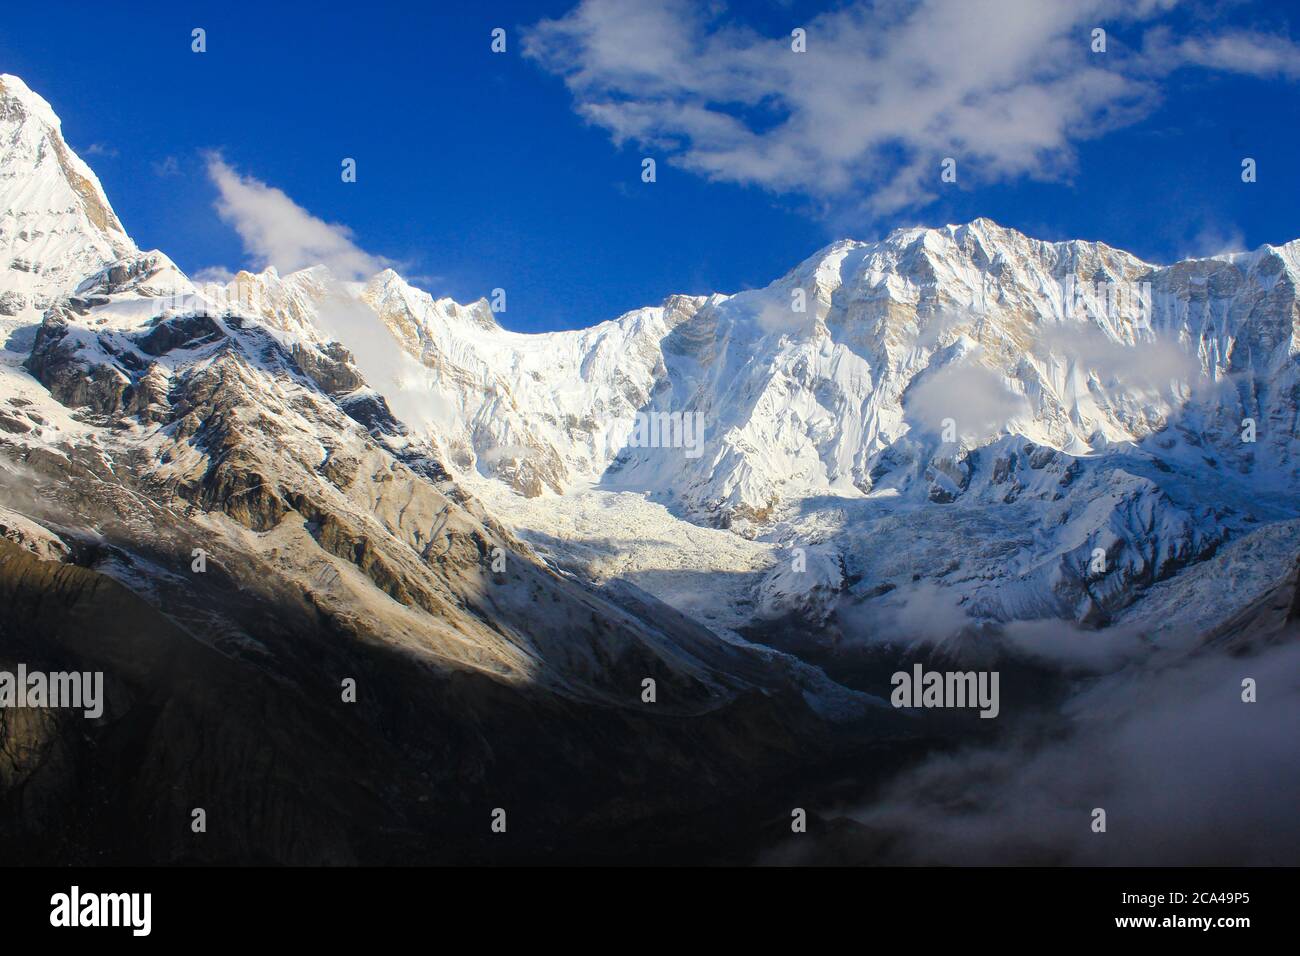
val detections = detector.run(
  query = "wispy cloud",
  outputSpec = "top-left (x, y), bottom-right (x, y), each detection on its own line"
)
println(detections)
top-left (1143, 26), bottom-right (1300, 79)
top-left (1175, 221), bottom-right (1249, 260)
top-left (905, 358), bottom-right (1030, 442)
top-left (191, 264), bottom-right (238, 285)
top-left (205, 154), bottom-right (389, 280)
top-left (524, 0), bottom-right (1300, 215)
top-left (1036, 322), bottom-right (1201, 388)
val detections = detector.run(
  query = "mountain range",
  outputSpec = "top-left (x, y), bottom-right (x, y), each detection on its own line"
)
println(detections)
top-left (1, 72), bottom-right (1296, 864)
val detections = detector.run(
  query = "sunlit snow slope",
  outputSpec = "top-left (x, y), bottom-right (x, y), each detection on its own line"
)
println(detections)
top-left (2, 71), bottom-right (1298, 647)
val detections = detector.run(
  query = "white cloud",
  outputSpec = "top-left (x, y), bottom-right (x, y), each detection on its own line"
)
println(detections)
top-left (191, 264), bottom-right (238, 285)
top-left (309, 288), bottom-right (454, 436)
top-left (905, 359), bottom-right (1030, 441)
top-left (839, 580), bottom-right (976, 648)
top-left (1144, 26), bottom-right (1300, 79)
top-left (1176, 222), bottom-right (1248, 260)
top-left (199, 158), bottom-right (450, 435)
top-left (205, 154), bottom-right (388, 281)
top-left (999, 617), bottom-right (1146, 671)
top-left (830, 639), bottom-right (1300, 864)
top-left (752, 287), bottom-right (824, 335)
top-left (525, 0), bottom-right (1300, 214)
top-left (1036, 322), bottom-right (1201, 388)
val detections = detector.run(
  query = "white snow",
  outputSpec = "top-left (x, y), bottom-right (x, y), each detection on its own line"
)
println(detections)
top-left (2, 74), bottom-right (1297, 648)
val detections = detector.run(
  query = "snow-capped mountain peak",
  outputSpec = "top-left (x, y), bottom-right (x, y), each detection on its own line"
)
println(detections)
top-left (0, 74), bottom-right (135, 317)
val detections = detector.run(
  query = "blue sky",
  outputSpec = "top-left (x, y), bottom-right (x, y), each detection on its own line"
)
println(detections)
top-left (3, 0), bottom-right (1299, 332)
